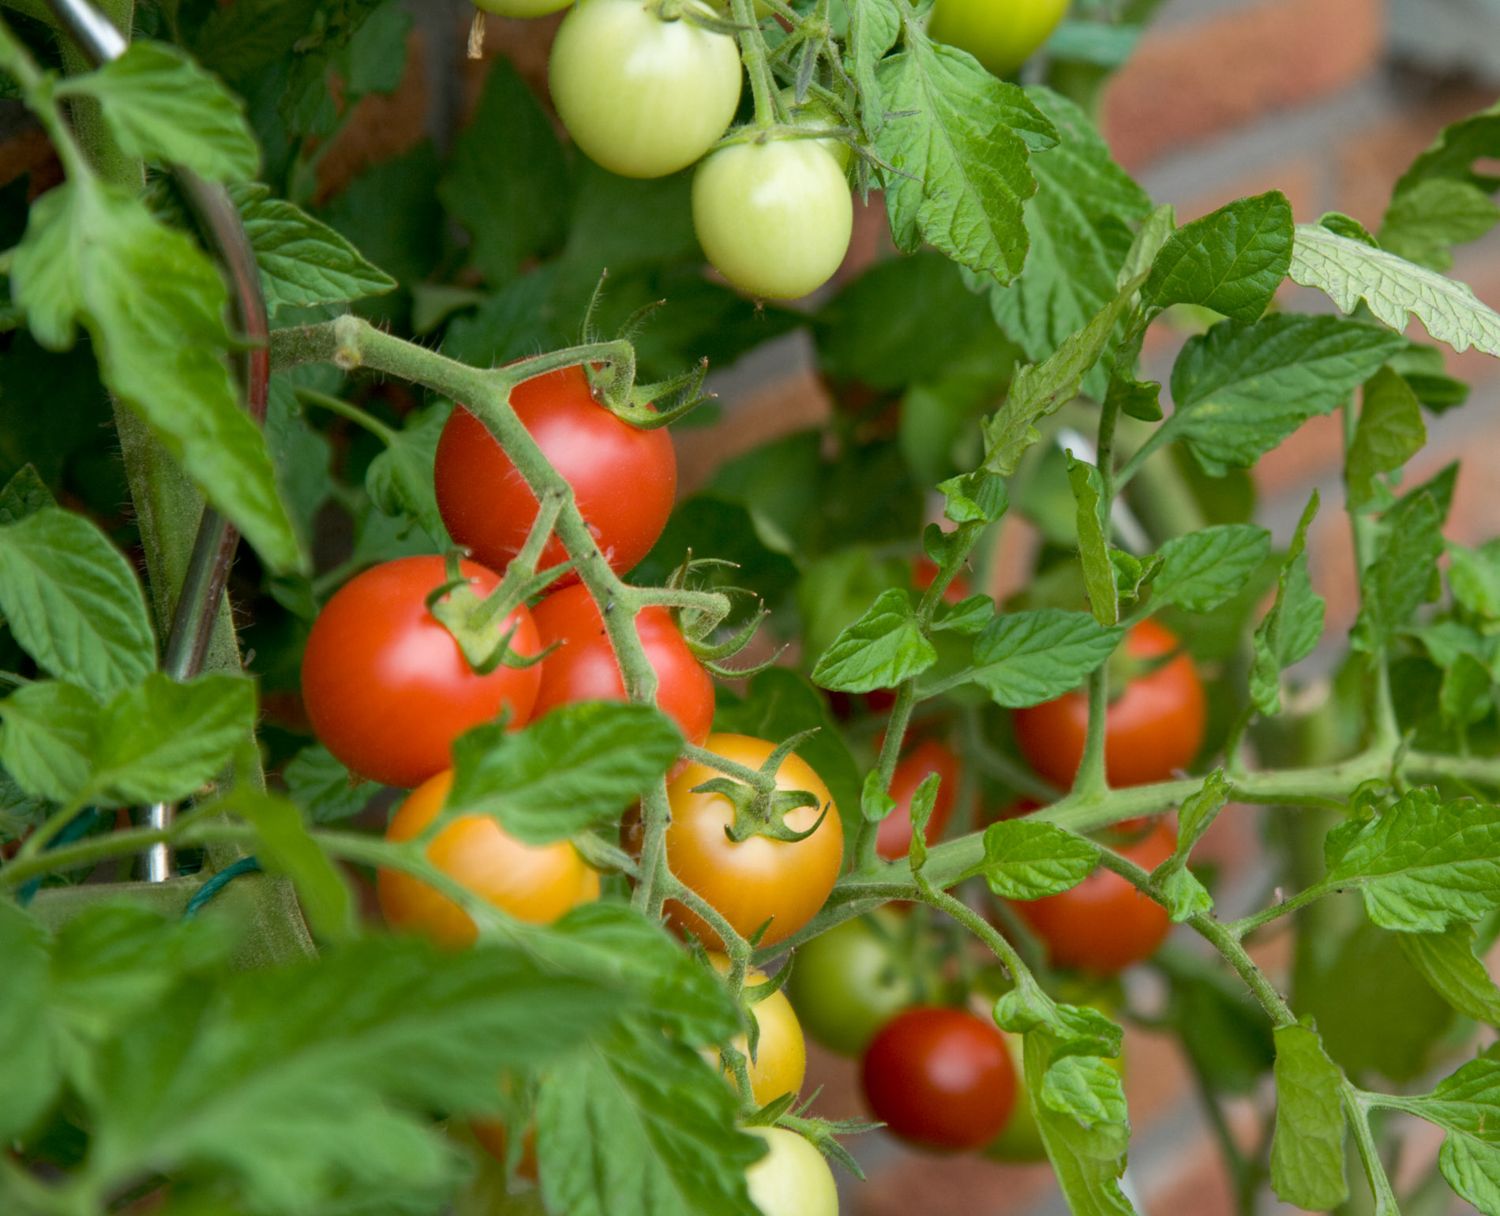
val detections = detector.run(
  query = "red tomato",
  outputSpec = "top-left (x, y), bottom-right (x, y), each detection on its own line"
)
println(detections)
top-left (301, 556), bottom-right (541, 788)
top-left (532, 583), bottom-right (714, 747)
top-left (1012, 818), bottom-right (1176, 974)
top-left (378, 770), bottom-right (600, 948)
top-left (913, 557), bottom-right (971, 605)
top-left (860, 1006), bottom-right (1016, 1151)
top-left (1011, 619), bottom-right (1205, 789)
top-left (434, 365), bottom-right (677, 579)
top-left (875, 737), bottom-right (960, 860)
top-left (650, 734), bottom-right (844, 950)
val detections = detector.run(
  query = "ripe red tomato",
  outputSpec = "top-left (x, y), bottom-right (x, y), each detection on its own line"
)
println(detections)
top-left (1011, 619), bottom-right (1205, 789)
top-left (301, 556), bottom-right (541, 789)
top-left (377, 770), bottom-right (600, 948)
top-left (913, 556), bottom-right (971, 605)
top-left (875, 737), bottom-right (960, 860)
top-left (532, 583), bottom-right (714, 747)
top-left (653, 734), bottom-right (844, 950)
top-left (1011, 818), bottom-right (1176, 974)
top-left (434, 365), bottom-right (676, 580)
top-left (860, 1006), bottom-right (1016, 1151)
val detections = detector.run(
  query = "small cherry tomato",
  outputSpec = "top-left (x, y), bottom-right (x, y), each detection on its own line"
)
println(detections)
top-left (435, 365), bottom-right (676, 581)
top-left (1011, 818), bottom-right (1176, 974)
top-left (301, 556), bottom-right (541, 789)
top-left (692, 138), bottom-right (853, 300)
top-left (655, 734), bottom-right (844, 949)
top-left (532, 583), bottom-right (714, 747)
top-left (1011, 619), bottom-right (1206, 790)
top-left (786, 909), bottom-right (919, 1056)
top-left (377, 770), bottom-right (599, 947)
top-left (927, 0), bottom-right (1069, 77)
top-left (549, 0), bottom-right (742, 178)
top-left (473, 0), bottom-right (571, 15)
top-left (875, 737), bottom-right (960, 860)
top-left (744, 1127), bottom-right (838, 1216)
top-left (860, 1006), bottom-right (1016, 1151)
top-left (709, 956), bottom-right (807, 1106)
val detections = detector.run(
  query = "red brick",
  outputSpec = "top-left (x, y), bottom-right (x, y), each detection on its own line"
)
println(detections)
top-left (317, 28), bottom-right (432, 198)
top-left (1122, 1025), bottom-right (1196, 1128)
top-left (1142, 1132), bottom-right (1238, 1216)
top-left (1102, 0), bottom-right (1384, 172)
top-left (1253, 412), bottom-right (1346, 497)
top-left (1172, 155), bottom-right (1327, 226)
top-left (0, 126), bottom-right (54, 192)
top-left (1306, 510), bottom-right (1359, 635)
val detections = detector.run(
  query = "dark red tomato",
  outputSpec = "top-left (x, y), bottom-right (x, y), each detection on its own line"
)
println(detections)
top-left (301, 556), bottom-right (541, 788)
top-left (875, 738), bottom-right (960, 860)
top-left (532, 583), bottom-right (714, 747)
top-left (1012, 818), bottom-right (1176, 974)
top-left (1011, 619), bottom-right (1205, 790)
top-left (860, 1006), bottom-right (1016, 1151)
top-left (912, 557), bottom-right (971, 605)
top-left (434, 365), bottom-right (677, 579)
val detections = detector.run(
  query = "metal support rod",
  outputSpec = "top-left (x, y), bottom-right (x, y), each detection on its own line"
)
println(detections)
top-left (43, 0), bottom-right (272, 882)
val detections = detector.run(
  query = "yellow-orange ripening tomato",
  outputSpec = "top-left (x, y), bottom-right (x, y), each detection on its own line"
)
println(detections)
top-left (659, 734), bottom-right (843, 950)
top-left (708, 955), bottom-right (808, 1106)
top-left (377, 770), bottom-right (599, 947)
top-left (927, 0), bottom-right (1069, 78)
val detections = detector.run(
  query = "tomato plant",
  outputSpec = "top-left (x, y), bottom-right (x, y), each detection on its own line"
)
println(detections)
top-left (743, 1128), bottom-right (838, 1216)
top-left (435, 365), bottom-right (677, 579)
top-left (301, 556), bottom-right (542, 789)
top-left (786, 909), bottom-right (920, 1055)
top-left (1012, 619), bottom-right (1206, 789)
top-left (549, 0), bottom-right (742, 179)
top-left (532, 582), bottom-right (714, 747)
top-left (927, 0), bottom-right (1070, 77)
top-left (860, 1006), bottom-right (1017, 1151)
top-left (378, 770), bottom-right (600, 946)
top-left (692, 138), bottom-right (854, 300)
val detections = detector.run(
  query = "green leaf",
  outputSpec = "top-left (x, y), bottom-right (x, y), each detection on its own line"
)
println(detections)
top-left (283, 744), bottom-right (376, 824)
top-left (0, 507), bottom-right (155, 700)
top-left (0, 465), bottom-right (55, 524)
top-left (1394, 100), bottom-right (1500, 197)
top-left (1041, 1053), bottom-right (1129, 1130)
top-left (969, 609), bottom-right (1123, 707)
top-left (1250, 493), bottom-right (1324, 715)
top-left (874, 42), bottom-right (1051, 280)
top-left (0, 899), bottom-right (58, 1140)
top-left (447, 702), bottom-right (683, 845)
top-left (1347, 367), bottom-right (1426, 510)
top-left (1451, 540), bottom-right (1500, 622)
top-left (438, 58), bottom-right (569, 284)
top-left (1143, 192), bottom-right (1293, 323)
top-left (1324, 789), bottom-right (1500, 933)
top-left (996, 990), bottom-right (1124, 1061)
top-left (231, 184), bottom-right (395, 314)
top-left (11, 184), bottom-right (301, 573)
top-left (0, 680), bottom-right (100, 803)
top-left (1380, 179), bottom-right (1500, 271)
top-left (1289, 222), bottom-right (1500, 358)
top-left (364, 403), bottom-right (450, 545)
top-left (939, 469), bottom-right (1009, 524)
top-left (225, 789), bottom-right (355, 942)
top-left (1156, 866), bottom-right (1213, 923)
top-left (985, 87), bottom-right (1152, 399)
top-left (1356, 470), bottom-right (1449, 651)
top-left (1399, 923), bottom-right (1500, 1025)
top-left (536, 1018), bottom-right (763, 1216)
top-left (1152, 525), bottom-right (1271, 614)
top-left (811, 588), bottom-right (937, 693)
top-left (1440, 652), bottom-right (1493, 728)
top-left (1168, 314), bottom-right (1406, 476)
top-left (1270, 1023), bottom-right (1349, 1211)
top-left (60, 42), bottom-right (258, 181)
top-left (1402, 1054), bottom-right (1500, 1214)
top-left (1067, 455), bottom-right (1116, 626)
top-left (981, 819), bottom-right (1098, 899)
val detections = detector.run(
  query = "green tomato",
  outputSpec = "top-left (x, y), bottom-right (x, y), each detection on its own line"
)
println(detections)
top-left (744, 1128), bottom-right (839, 1216)
top-left (786, 912), bottom-right (918, 1056)
top-left (692, 138), bottom-right (853, 300)
top-left (549, 0), bottom-right (743, 179)
top-left (927, 0), bottom-right (1069, 77)
top-left (473, 0), bottom-right (573, 17)
top-left (779, 91), bottom-right (853, 172)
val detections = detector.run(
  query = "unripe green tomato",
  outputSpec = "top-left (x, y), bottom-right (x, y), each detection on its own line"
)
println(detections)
top-left (745, 1127), bottom-right (839, 1216)
top-left (927, 0), bottom-right (1069, 77)
top-left (473, 0), bottom-right (573, 17)
top-left (779, 91), bottom-right (853, 172)
top-left (692, 138), bottom-right (853, 300)
top-left (549, 0), bottom-right (743, 179)
top-left (786, 911), bottom-right (918, 1056)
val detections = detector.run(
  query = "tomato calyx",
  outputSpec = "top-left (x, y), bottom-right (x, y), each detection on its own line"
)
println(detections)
top-left (692, 731), bottom-right (831, 844)
top-left (655, 0), bottom-right (740, 33)
top-left (426, 552), bottom-right (561, 675)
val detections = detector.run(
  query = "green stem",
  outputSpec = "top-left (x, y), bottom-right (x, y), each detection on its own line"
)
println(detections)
top-left (1345, 1090), bottom-right (1400, 1214)
top-left (729, 0), bottom-right (780, 128)
top-left (1225, 882), bottom-right (1331, 941)
top-left (0, 823), bottom-right (257, 890)
top-left (1343, 401), bottom-right (1399, 751)
top-left (296, 388), bottom-right (400, 444)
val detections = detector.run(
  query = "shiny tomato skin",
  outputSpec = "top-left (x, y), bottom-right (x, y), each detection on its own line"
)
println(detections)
top-left (709, 956), bottom-right (807, 1105)
top-left (1012, 619), bottom-right (1205, 790)
top-left (786, 909), bottom-right (917, 1056)
top-left (378, 771), bottom-right (600, 947)
top-left (928, 0), bottom-right (1069, 77)
top-left (532, 583), bottom-right (714, 747)
top-left (301, 556), bottom-right (541, 789)
top-left (744, 1127), bottom-right (838, 1216)
top-left (434, 365), bottom-right (676, 580)
top-left (661, 734), bottom-right (843, 950)
top-left (876, 738), bottom-right (960, 860)
top-left (1012, 818), bottom-right (1175, 974)
top-left (860, 1006), bottom-right (1016, 1151)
